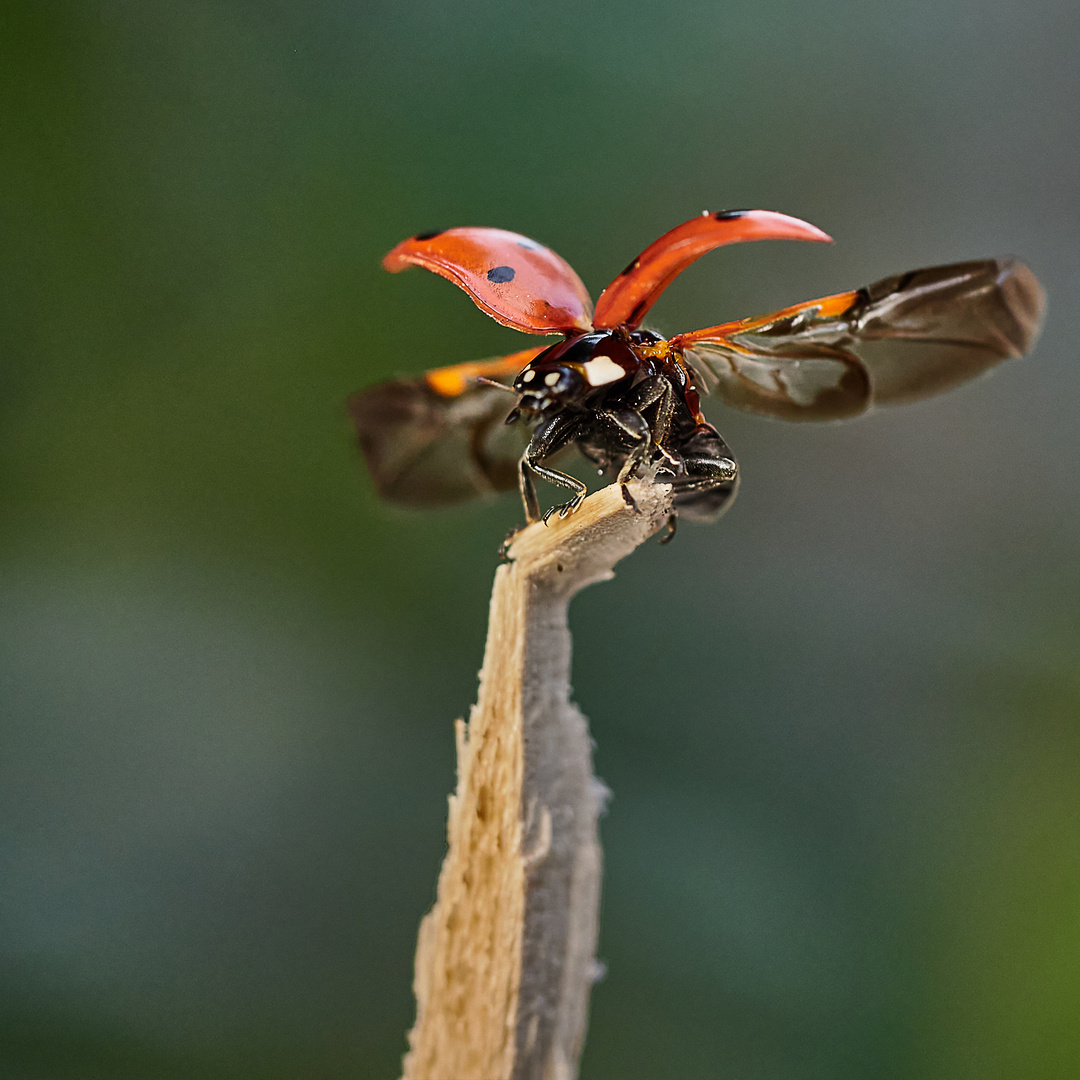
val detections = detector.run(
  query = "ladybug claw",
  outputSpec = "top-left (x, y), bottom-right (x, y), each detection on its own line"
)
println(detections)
top-left (558, 495), bottom-right (585, 518)
top-left (541, 495), bottom-right (585, 524)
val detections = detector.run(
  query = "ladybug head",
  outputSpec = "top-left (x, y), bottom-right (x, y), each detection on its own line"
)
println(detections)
top-left (506, 332), bottom-right (630, 423)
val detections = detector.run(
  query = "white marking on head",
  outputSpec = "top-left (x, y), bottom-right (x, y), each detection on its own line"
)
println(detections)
top-left (544, 371), bottom-right (561, 386)
top-left (521, 369), bottom-right (536, 382)
top-left (583, 355), bottom-right (624, 387)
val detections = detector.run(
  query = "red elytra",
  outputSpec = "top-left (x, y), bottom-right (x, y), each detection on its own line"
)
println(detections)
top-left (383, 227), bottom-right (594, 335)
top-left (592, 209), bottom-right (832, 329)
top-left (382, 210), bottom-right (831, 338)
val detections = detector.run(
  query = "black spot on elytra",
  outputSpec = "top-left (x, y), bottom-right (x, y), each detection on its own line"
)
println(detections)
top-left (713, 209), bottom-right (748, 221)
top-left (487, 265), bottom-right (515, 283)
top-left (412, 230), bottom-right (442, 241)
top-left (619, 258), bottom-right (639, 277)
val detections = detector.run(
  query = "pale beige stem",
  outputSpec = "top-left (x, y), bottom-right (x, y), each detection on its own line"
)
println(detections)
top-left (401, 480), bottom-right (674, 1080)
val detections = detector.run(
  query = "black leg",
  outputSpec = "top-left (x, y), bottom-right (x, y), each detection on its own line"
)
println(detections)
top-left (670, 424), bottom-right (740, 523)
top-left (519, 461), bottom-right (542, 524)
top-left (593, 406), bottom-right (651, 484)
top-left (625, 376), bottom-right (675, 448)
top-left (518, 411), bottom-right (586, 523)
top-left (622, 376), bottom-right (682, 472)
top-left (539, 473), bottom-right (589, 523)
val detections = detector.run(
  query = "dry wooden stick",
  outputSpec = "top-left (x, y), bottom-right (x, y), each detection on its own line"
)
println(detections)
top-left (401, 479), bottom-right (674, 1080)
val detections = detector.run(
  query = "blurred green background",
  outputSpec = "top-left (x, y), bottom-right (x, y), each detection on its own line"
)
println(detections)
top-left (2, 1), bottom-right (1078, 1077)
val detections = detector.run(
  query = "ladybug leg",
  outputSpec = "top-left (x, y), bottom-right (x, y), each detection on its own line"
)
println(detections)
top-left (594, 406), bottom-right (652, 484)
top-left (669, 425), bottom-right (740, 522)
top-left (538, 471), bottom-right (589, 523)
top-left (674, 450), bottom-right (738, 494)
top-left (623, 376), bottom-right (679, 469)
top-left (519, 461), bottom-right (542, 524)
top-left (519, 411), bottom-right (587, 523)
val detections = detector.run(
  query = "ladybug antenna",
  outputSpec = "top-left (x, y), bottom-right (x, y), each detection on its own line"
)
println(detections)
top-left (475, 376), bottom-right (517, 393)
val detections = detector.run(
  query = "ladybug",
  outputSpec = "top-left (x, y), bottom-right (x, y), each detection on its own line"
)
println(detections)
top-left (350, 210), bottom-right (1044, 531)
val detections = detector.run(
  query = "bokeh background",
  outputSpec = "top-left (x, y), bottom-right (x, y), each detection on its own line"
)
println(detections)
top-left (3, 1), bottom-right (1079, 1077)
